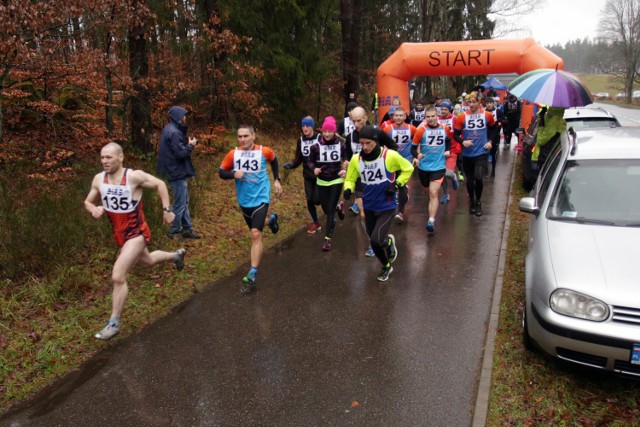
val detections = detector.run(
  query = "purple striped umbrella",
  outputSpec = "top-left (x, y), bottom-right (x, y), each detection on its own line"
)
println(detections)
top-left (508, 69), bottom-right (593, 108)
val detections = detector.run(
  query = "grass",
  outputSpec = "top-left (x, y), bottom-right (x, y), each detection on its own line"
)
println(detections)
top-left (486, 159), bottom-right (640, 426)
top-left (574, 73), bottom-right (624, 96)
top-left (0, 133), bottom-right (310, 412)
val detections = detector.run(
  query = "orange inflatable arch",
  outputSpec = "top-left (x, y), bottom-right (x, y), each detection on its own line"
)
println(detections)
top-left (377, 38), bottom-right (564, 124)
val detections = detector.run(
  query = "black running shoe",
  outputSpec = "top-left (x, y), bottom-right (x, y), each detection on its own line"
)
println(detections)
top-left (387, 234), bottom-right (397, 263)
top-left (268, 213), bottom-right (279, 234)
top-left (377, 265), bottom-right (393, 282)
top-left (182, 229), bottom-right (201, 239)
top-left (475, 201), bottom-right (483, 217)
top-left (336, 201), bottom-right (345, 220)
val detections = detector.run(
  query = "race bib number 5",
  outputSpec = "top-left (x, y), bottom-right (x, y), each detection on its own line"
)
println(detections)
top-left (301, 139), bottom-right (317, 157)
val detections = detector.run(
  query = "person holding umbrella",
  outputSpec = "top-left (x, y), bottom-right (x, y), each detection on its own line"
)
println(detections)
top-left (532, 106), bottom-right (566, 167)
top-left (507, 68), bottom-right (593, 165)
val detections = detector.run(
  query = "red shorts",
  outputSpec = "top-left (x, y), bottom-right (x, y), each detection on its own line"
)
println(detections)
top-left (107, 202), bottom-right (151, 247)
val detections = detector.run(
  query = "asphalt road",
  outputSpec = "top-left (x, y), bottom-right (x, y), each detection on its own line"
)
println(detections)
top-left (2, 147), bottom-right (516, 427)
top-left (593, 101), bottom-right (640, 126)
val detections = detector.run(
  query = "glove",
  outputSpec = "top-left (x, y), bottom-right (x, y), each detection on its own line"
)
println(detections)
top-left (283, 162), bottom-right (294, 170)
top-left (343, 189), bottom-right (352, 200)
top-left (385, 182), bottom-right (397, 195)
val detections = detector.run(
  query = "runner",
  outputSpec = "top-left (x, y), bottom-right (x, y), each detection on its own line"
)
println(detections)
top-left (409, 100), bottom-right (426, 127)
top-left (438, 102), bottom-right (460, 204)
top-left (453, 91), bottom-right (496, 216)
top-left (219, 124), bottom-right (283, 293)
top-left (282, 117), bottom-right (322, 234)
top-left (84, 142), bottom-right (186, 340)
top-left (412, 106), bottom-right (451, 233)
top-left (380, 106), bottom-right (397, 128)
top-left (337, 101), bottom-right (358, 138)
top-left (308, 116), bottom-right (347, 251)
top-left (484, 97), bottom-right (505, 178)
top-left (382, 106), bottom-right (417, 222)
top-left (343, 125), bottom-right (414, 281)
top-left (344, 107), bottom-right (398, 256)
top-left (434, 97), bottom-right (443, 116)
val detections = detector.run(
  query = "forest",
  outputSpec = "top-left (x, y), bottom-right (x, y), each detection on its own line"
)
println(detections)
top-left (0, 0), bottom-right (507, 155)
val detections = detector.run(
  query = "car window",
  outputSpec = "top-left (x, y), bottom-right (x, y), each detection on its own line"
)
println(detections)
top-left (523, 117), bottom-right (539, 145)
top-left (536, 145), bottom-right (563, 204)
top-left (565, 118), bottom-right (620, 130)
top-left (548, 159), bottom-right (640, 226)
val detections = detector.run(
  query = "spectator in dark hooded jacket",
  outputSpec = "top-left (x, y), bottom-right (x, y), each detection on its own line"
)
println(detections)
top-left (157, 106), bottom-right (200, 239)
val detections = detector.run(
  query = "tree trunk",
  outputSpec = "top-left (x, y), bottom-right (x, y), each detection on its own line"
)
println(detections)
top-left (199, 0), bottom-right (223, 124)
top-left (105, 68), bottom-right (114, 135)
top-left (105, 31), bottom-right (114, 135)
top-left (340, 0), bottom-right (361, 107)
top-left (0, 93), bottom-right (4, 143)
top-left (128, 0), bottom-right (151, 152)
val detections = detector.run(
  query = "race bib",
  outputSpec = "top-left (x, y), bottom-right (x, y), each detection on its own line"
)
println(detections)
top-left (351, 140), bottom-right (362, 155)
top-left (359, 156), bottom-right (387, 184)
top-left (233, 148), bottom-right (263, 172)
top-left (101, 183), bottom-right (135, 213)
top-left (422, 127), bottom-right (446, 146)
top-left (439, 117), bottom-right (453, 129)
top-left (344, 117), bottom-right (355, 136)
top-left (465, 113), bottom-right (487, 130)
top-left (392, 127), bottom-right (411, 145)
top-left (318, 143), bottom-right (341, 163)
top-left (301, 137), bottom-right (318, 157)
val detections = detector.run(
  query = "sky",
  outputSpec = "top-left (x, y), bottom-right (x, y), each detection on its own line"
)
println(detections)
top-left (495, 0), bottom-right (605, 47)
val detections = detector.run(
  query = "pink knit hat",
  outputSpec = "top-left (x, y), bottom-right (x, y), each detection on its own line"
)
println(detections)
top-left (321, 116), bottom-right (337, 132)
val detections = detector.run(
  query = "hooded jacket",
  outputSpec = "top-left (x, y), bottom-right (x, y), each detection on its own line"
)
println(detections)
top-left (532, 107), bottom-right (566, 162)
top-left (157, 106), bottom-right (196, 181)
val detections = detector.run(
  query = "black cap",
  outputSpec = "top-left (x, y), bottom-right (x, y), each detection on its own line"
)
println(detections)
top-left (359, 125), bottom-right (377, 141)
top-left (346, 102), bottom-right (359, 112)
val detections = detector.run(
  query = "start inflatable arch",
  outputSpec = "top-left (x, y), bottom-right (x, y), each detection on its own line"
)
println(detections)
top-left (376, 38), bottom-right (564, 121)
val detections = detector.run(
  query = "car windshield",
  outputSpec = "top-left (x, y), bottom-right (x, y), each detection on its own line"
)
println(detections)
top-left (548, 159), bottom-right (640, 226)
top-left (565, 118), bottom-right (620, 130)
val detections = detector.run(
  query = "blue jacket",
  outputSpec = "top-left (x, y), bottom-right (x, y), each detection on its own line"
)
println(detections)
top-left (157, 106), bottom-right (196, 181)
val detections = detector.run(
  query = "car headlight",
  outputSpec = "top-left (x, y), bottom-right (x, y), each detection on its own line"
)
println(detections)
top-left (550, 289), bottom-right (609, 321)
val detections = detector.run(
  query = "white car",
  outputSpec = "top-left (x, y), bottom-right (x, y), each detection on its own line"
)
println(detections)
top-left (519, 127), bottom-right (640, 376)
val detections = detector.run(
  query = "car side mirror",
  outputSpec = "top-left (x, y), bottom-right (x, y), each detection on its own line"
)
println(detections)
top-left (519, 197), bottom-right (539, 216)
top-left (514, 127), bottom-right (525, 135)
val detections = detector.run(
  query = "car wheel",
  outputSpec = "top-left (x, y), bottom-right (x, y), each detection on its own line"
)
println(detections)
top-left (522, 307), bottom-right (534, 351)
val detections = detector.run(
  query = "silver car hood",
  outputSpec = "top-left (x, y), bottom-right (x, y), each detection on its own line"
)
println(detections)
top-left (547, 221), bottom-right (640, 305)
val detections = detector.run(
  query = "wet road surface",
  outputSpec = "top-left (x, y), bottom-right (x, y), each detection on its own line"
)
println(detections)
top-left (2, 148), bottom-right (516, 426)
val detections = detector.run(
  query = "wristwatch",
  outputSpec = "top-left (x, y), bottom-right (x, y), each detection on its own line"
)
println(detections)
top-left (163, 206), bottom-right (172, 212)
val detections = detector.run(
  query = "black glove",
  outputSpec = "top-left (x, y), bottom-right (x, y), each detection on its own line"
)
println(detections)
top-left (385, 182), bottom-right (397, 195)
top-left (343, 189), bottom-right (352, 200)
top-left (283, 162), bottom-right (294, 170)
